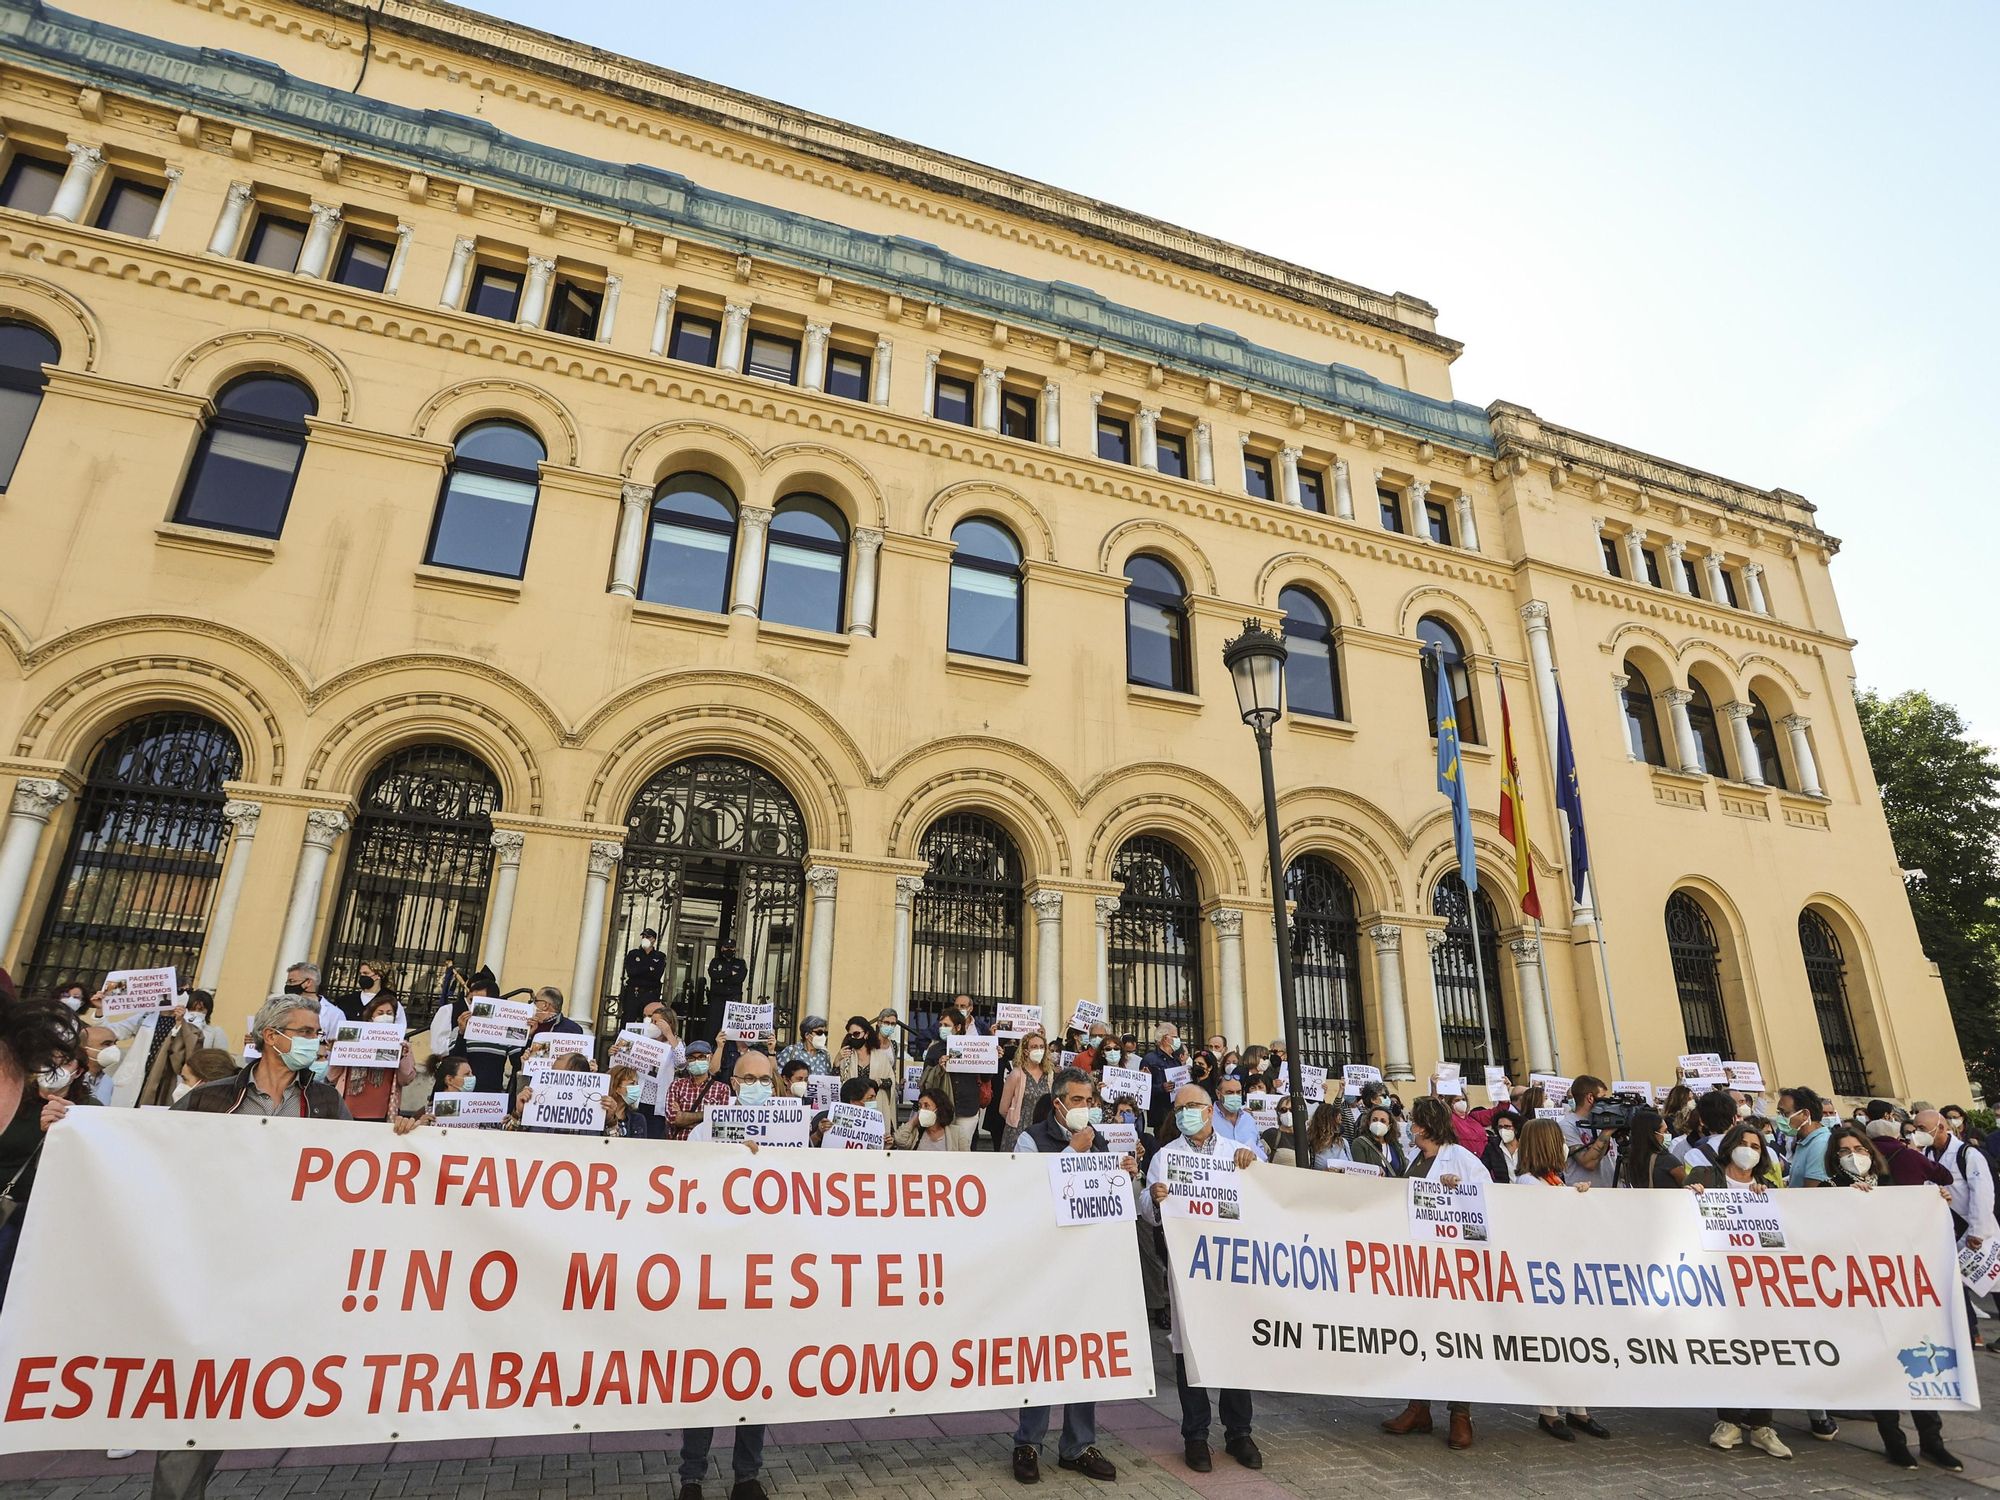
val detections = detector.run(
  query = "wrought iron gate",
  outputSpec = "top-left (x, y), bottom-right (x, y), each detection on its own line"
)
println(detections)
top-left (1430, 878), bottom-right (1511, 1077)
top-left (1666, 891), bottom-right (1733, 1058)
top-left (1287, 854), bottom-right (1367, 1069)
top-left (1107, 835), bottom-right (1203, 1040)
top-left (1800, 909), bottom-right (1870, 1096)
top-left (908, 811), bottom-right (1022, 1032)
top-left (24, 710), bottom-right (241, 998)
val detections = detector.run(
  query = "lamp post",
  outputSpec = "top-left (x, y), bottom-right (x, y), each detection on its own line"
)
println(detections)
top-left (1223, 619), bottom-right (1311, 1169)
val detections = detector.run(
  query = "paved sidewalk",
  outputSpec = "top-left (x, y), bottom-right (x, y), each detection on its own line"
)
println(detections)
top-left (1, 1330), bottom-right (1995, 1499)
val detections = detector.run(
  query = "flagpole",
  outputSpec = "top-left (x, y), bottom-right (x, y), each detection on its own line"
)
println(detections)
top-left (1531, 917), bottom-right (1561, 1074)
top-left (1466, 869), bottom-right (1496, 1066)
top-left (1551, 666), bottom-right (1627, 1079)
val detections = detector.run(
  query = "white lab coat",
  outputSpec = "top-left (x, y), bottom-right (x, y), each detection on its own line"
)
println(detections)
top-left (1938, 1137), bottom-right (1999, 1241)
top-left (1141, 1132), bottom-right (1253, 1357)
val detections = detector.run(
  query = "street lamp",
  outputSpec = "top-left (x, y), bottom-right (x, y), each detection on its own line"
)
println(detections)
top-left (1222, 619), bottom-right (1311, 1169)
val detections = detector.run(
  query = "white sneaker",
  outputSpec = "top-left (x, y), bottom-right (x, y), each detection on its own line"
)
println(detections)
top-left (1746, 1427), bottom-right (1793, 1460)
top-left (106, 1450), bottom-right (136, 1460)
top-left (1708, 1421), bottom-right (1742, 1450)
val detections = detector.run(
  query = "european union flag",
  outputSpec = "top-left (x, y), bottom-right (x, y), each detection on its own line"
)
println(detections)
top-left (1553, 685), bottom-right (1591, 903)
top-left (1433, 647), bottom-right (1477, 892)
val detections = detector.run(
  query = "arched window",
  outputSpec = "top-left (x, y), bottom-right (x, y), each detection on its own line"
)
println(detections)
top-left (909, 812), bottom-right (1023, 1034)
top-left (1800, 910), bottom-right (1870, 1096)
top-left (947, 517), bottom-right (1023, 662)
top-left (1686, 680), bottom-right (1729, 777)
top-left (24, 711), bottom-right (243, 996)
top-left (171, 373), bottom-right (316, 538)
top-left (1287, 855), bottom-right (1366, 1067)
top-left (610, 756), bottom-right (807, 1038)
top-left (640, 472), bottom-right (737, 614)
top-left (1108, 835), bottom-right (1203, 1039)
top-left (1748, 693), bottom-right (1788, 790)
top-left (1666, 891), bottom-right (1732, 1057)
top-left (0, 321), bottom-right (58, 490)
top-left (1622, 660), bottom-right (1667, 766)
top-left (1279, 586), bottom-right (1343, 720)
top-left (1125, 554), bottom-right (1190, 692)
top-left (761, 494), bottom-right (848, 633)
top-left (322, 745), bottom-right (501, 1026)
top-left (425, 421), bottom-right (544, 579)
top-left (1430, 878), bottom-right (1510, 1077)
top-left (1418, 615), bottom-right (1480, 743)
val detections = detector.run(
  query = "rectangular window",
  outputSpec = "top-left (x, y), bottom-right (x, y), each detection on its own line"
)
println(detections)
top-left (1000, 389), bottom-right (1037, 441)
top-left (1682, 556), bottom-right (1702, 597)
top-left (331, 234), bottom-right (394, 293)
top-left (1156, 431), bottom-right (1188, 479)
top-left (94, 177), bottom-right (162, 238)
top-left (0, 155), bottom-right (62, 215)
top-left (546, 279), bottom-right (602, 341)
top-left (1096, 414), bottom-right (1131, 464)
top-left (1379, 488), bottom-right (1404, 533)
top-left (1426, 501), bottom-right (1451, 545)
top-left (467, 264), bottom-right (523, 321)
top-left (668, 312), bottom-right (719, 366)
top-left (826, 349), bottom-right (870, 401)
top-left (1603, 538), bottom-right (1623, 577)
top-left (745, 331), bottom-right (799, 384)
top-left (1643, 548), bottom-right (1663, 588)
top-left (1298, 467), bottom-right (1326, 512)
top-left (1721, 569), bottom-right (1739, 609)
top-left (1243, 454), bottom-right (1273, 499)
top-left (935, 374), bottom-right (975, 426)
top-left (244, 212), bottom-right (308, 272)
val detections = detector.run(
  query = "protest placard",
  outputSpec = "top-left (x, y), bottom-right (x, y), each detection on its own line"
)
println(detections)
top-left (1343, 1064), bottom-right (1383, 1087)
top-left (1723, 1061), bottom-right (1767, 1092)
top-left (824, 1102), bottom-right (886, 1150)
top-left (427, 1092), bottom-right (509, 1127)
top-left (1409, 1176), bottom-right (1488, 1243)
top-left (521, 1072), bottom-right (608, 1134)
top-left (327, 1022), bottom-right (404, 1069)
top-left (1100, 1123), bottom-right (1139, 1157)
top-left (1962, 1238), bottom-right (2000, 1297)
top-left (1326, 1159), bottom-right (1383, 1176)
top-left (1436, 1062), bottom-right (1460, 1081)
top-left (1273, 1064), bottom-right (1326, 1103)
top-left (1047, 1153), bottom-right (1135, 1227)
top-left (1247, 1092), bottom-right (1279, 1130)
top-left (901, 1063), bottom-right (923, 1104)
top-left (100, 968), bottom-right (176, 1019)
top-left (1678, 1052), bottom-right (1722, 1072)
top-left (463, 999), bottom-right (532, 1049)
top-left (1065, 999), bottom-right (1105, 1036)
top-left (720, 1002), bottom-right (774, 1042)
top-left (1484, 1066), bottom-right (1508, 1100)
top-left (1534, 1107), bottom-right (1566, 1121)
top-left (944, 1034), bottom-right (1000, 1074)
top-left (1435, 1076), bottom-right (1465, 1097)
top-left (806, 1074), bottom-right (843, 1111)
top-left (700, 1099), bottom-right (810, 1146)
top-left (1101, 1065), bottom-right (1152, 1111)
top-left (1693, 1187), bottom-right (1786, 1251)
top-left (1613, 1080), bottom-right (1655, 1103)
top-left (1162, 1154), bottom-right (1240, 1220)
top-left (1683, 1066), bottom-right (1730, 1093)
top-left (994, 1003), bottom-right (1042, 1038)
top-left (1163, 1065), bottom-right (1192, 1091)
top-left (1529, 1073), bottom-right (1570, 1103)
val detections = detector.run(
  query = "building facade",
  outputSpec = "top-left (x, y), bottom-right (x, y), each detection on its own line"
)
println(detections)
top-left (0, 0), bottom-right (1964, 1103)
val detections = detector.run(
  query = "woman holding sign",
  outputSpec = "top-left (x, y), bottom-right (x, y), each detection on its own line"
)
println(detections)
top-left (601, 1065), bottom-right (650, 1138)
top-left (326, 995), bottom-right (415, 1122)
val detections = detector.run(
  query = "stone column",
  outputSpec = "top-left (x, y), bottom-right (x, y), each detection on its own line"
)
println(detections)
top-left (848, 527), bottom-right (883, 637)
top-left (384, 222), bottom-right (414, 296)
top-left (1783, 715), bottom-right (1824, 797)
top-left (1136, 407), bottom-right (1160, 470)
top-left (610, 481), bottom-right (651, 597)
top-left (47, 142), bottom-right (104, 223)
top-left (1332, 457), bottom-right (1355, 519)
top-left (568, 840), bottom-right (622, 1021)
top-left (597, 274), bottom-right (622, 344)
top-left (1509, 937), bottom-right (1554, 1074)
top-left (1365, 923), bottom-right (1414, 1081)
top-left (1660, 688), bottom-right (1703, 775)
top-left (145, 167), bottom-right (182, 240)
top-left (481, 831), bottom-right (525, 975)
top-left (1278, 446), bottom-right (1303, 507)
top-left (872, 338), bottom-right (893, 405)
top-left (296, 202), bottom-right (341, 279)
top-left (1665, 539), bottom-right (1691, 593)
top-left (1041, 381), bottom-right (1060, 446)
top-left (439, 235), bottom-right (475, 309)
top-left (1592, 516), bottom-right (1611, 571)
top-left (1518, 601), bottom-right (1562, 763)
top-left (923, 350), bottom-right (940, 416)
top-left (1702, 552), bottom-right (1727, 602)
top-left (517, 254), bottom-right (555, 330)
top-left (719, 302), bottom-right (751, 373)
top-left (1094, 896), bottom-right (1120, 1011)
top-left (193, 800), bottom-right (261, 991)
top-left (1194, 421), bottom-right (1214, 485)
top-left (977, 366), bottom-right (1003, 432)
top-left (1028, 889), bottom-right (1064, 1016)
top-left (802, 322), bottom-right (831, 393)
top-left (1621, 528), bottom-right (1647, 584)
top-left (1722, 702), bottom-right (1764, 784)
top-left (207, 181), bottom-right (255, 257)
top-left (1611, 673), bottom-right (1636, 759)
top-left (1743, 562), bottom-right (1769, 615)
top-left (891, 875), bottom-right (924, 1019)
top-left (1410, 480), bottom-right (1432, 541)
top-left (650, 287), bottom-right (677, 356)
top-left (1209, 908), bottom-right (1246, 1048)
top-left (271, 810), bottom-right (349, 991)
top-left (730, 506), bottom-right (773, 617)
top-left (0, 779), bottom-right (68, 962)
top-left (804, 865), bottom-right (839, 1019)
top-left (1454, 491), bottom-right (1481, 552)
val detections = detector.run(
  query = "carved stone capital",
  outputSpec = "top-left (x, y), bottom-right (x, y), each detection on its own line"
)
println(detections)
top-left (1507, 937), bottom-right (1542, 964)
top-left (1721, 700), bottom-right (1755, 723)
top-left (221, 799), bottom-right (262, 836)
top-left (8, 778), bottom-right (68, 821)
top-left (620, 480), bottom-right (652, 510)
top-left (1611, 673), bottom-right (1630, 691)
top-left (739, 505), bottom-right (774, 535)
top-left (65, 142), bottom-right (104, 171)
top-left (309, 202), bottom-right (342, 229)
top-left (489, 829), bottom-right (526, 865)
top-left (526, 253), bottom-right (556, 275)
top-left (852, 526), bottom-right (884, 556)
top-left (805, 320), bottom-right (831, 341)
top-left (1094, 895), bottom-right (1121, 924)
top-left (1519, 600), bottom-right (1550, 627)
top-left (1333, 457), bottom-right (1349, 477)
top-left (1206, 906), bottom-right (1244, 938)
top-left (876, 335), bottom-right (894, 355)
top-left (1658, 688), bottom-right (1694, 707)
top-left (1365, 923), bottom-right (1401, 953)
top-left (162, 165), bottom-right (185, 185)
top-left (1424, 928), bottom-right (1448, 954)
top-left (723, 302), bottom-right (751, 328)
top-left (894, 874), bottom-right (926, 909)
top-left (1781, 714), bottom-right (1812, 733)
top-left (925, 349), bottom-right (941, 371)
top-left (806, 864), bottom-right (839, 899)
top-left (1410, 480), bottom-right (1430, 504)
top-left (586, 840), bottom-right (624, 879)
top-left (225, 181), bottom-right (256, 206)
top-left (1027, 888), bottom-right (1064, 920)
top-left (1279, 445), bottom-right (1302, 461)
top-left (302, 808), bottom-right (350, 849)
top-left (1743, 561), bottom-right (1763, 579)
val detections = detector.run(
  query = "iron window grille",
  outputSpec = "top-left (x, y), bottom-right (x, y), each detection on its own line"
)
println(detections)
top-left (1667, 891), bottom-right (1733, 1058)
top-left (1107, 835), bottom-right (1204, 1042)
top-left (1430, 879), bottom-right (1511, 1080)
top-left (908, 812), bottom-right (1023, 1034)
top-left (1287, 855), bottom-right (1368, 1069)
top-left (1800, 911), bottom-right (1870, 1097)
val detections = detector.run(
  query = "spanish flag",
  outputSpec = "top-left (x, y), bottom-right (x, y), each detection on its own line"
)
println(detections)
top-left (1495, 663), bottom-right (1543, 920)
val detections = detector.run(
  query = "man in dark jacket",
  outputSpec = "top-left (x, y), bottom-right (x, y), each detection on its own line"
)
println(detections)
top-left (706, 939), bottom-right (746, 1012)
top-left (621, 929), bottom-right (667, 1012)
top-left (1138, 1024), bottom-right (1186, 1133)
top-left (175, 994), bottom-right (351, 1121)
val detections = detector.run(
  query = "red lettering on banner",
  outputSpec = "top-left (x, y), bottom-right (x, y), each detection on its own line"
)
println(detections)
top-left (1054, 1335), bottom-right (1077, 1381)
top-left (543, 1162), bottom-right (582, 1212)
top-left (1754, 1258), bottom-right (1783, 1304)
top-left (505, 1158), bottom-right (543, 1208)
top-left (566, 1253), bottom-right (617, 1311)
top-left (56, 1357), bottom-right (99, 1419)
top-left (877, 1254), bottom-right (902, 1307)
top-left (790, 1171), bottom-right (821, 1214)
top-left (638, 1351), bottom-right (675, 1403)
top-left (833, 1253), bottom-right (861, 1306)
top-left (826, 1174), bottom-right (849, 1215)
top-left (470, 1252), bottom-right (518, 1310)
top-left (362, 1354), bottom-right (400, 1415)
top-left (745, 1253), bottom-right (773, 1309)
top-left (645, 1164), bottom-right (676, 1213)
top-left (1016, 1337), bottom-right (1047, 1383)
top-left (698, 1255), bottom-right (725, 1309)
top-left (821, 1346), bottom-right (854, 1396)
top-left (855, 1175), bottom-right (878, 1217)
top-left (5, 1358), bottom-right (54, 1421)
top-left (681, 1349), bottom-right (718, 1402)
top-left (1913, 1255), bottom-right (1940, 1306)
top-left (522, 1353), bottom-right (562, 1408)
top-left (461, 1157), bottom-right (497, 1206)
top-left (927, 1176), bottom-right (952, 1218)
top-left (292, 1148), bottom-right (333, 1200)
top-left (565, 1351), bottom-right (595, 1405)
top-left (252, 1358), bottom-right (304, 1419)
top-left (594, 1350), bottom-right (631, 1406)
top-left (306, 1356), bottom-right (344, 1418)
top-left (722, 1350), bottom-right (758, 1401)
top-left (102, 1357), bottom-right (143, 1418)
top-left (1811, 1255), bottom-right (1840, 1306)
top-left (755, 1172), bottom-right (785, 1214)
top-left (586, 1163), bottom-right (617, 1214)
top-left (132, 1359), bottom-right (177, 1419)
top-left (439, 1353), bottom-right (480, 1411)
top-left (949, 1339), bottom-right (973, 1389)
top-left (637, 1254), bottom-right (680, 1310)
top-left (906, 1342), bottom-right (937, 1391)
top-left (859, 1344), bottom-right (898, 1393)
top-left (1728, 1256), bottom-right (1753, 1304)
top-left (383, 1152), bottom-right (419, 1204)
top-left (1493, 1253), bottom-right (1522, 1303)
top-left (1847, 1257), bottom-right (1876, 1306)
top-left (403, 1250), bottom-right (452, 1311)
top-left (790, 1254), bottom-right (818, 1308)
top-left (1107, 1332), bottom-right (1131, 1378)
top-left (488, 1352), bottom-right (522, 1409)
top-left (401, 1354), bottom-right (439, 1413)
top-left (723, 1169), bottom-right (751, 1214)
top-left (789, 1345), bottom-right (818, 1398)
top-left (436, 1155), bottom-right (469, 1203)
top-left (1080, 1334), bottom-right (1105, 1379)
top-left (1871, 1256), bottom-right (1903, 1307)
top-left (335, 1151), bottom-right (380, 1203)
top-left (992, 1337), bottom-right (1013, 1386)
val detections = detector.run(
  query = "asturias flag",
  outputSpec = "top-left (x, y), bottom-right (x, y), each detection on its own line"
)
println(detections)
top-left (1494, 664), bottom-right (1542, 920)
top-left (1433, 647), bottom-right (1477, 892)
top-left (1553, 684), bottom-right (1591, 904)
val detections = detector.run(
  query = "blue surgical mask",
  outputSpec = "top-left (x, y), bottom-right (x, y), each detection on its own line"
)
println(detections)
top-left (1176, 1106), bottom-right (1207, 1137)
top-left (1088, 1105), bottom-right (1103, 1125)
top-left (688, 1059), bottom-right (710, 1075)
top-left (309, 1060), bottom-right (329, 1083)
top-left (738, 1081), bottom-right (773, 1105)
top-left (1221, 1095), bottom-right (1244, 1114)
top-left (623, 1084), bottom-right (643, 1107)
top-left (457, 1074), bottom-right (477, 1092)
top-left (276, 1033), bottom-right (319, 1071)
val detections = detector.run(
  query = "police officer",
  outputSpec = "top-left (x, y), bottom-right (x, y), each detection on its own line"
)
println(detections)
top-left (707, 938), bottom-right (747, 1012)
top-left (620, 929), bottom-right (667, 1013)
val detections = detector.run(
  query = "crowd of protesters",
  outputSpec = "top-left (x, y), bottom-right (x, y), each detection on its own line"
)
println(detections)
top-left (0, 958), bottom-right (1985, 1495)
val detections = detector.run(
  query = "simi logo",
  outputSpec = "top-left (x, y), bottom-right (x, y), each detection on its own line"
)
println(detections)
top-left (1897, 1341), bottom-right (1961, 1401)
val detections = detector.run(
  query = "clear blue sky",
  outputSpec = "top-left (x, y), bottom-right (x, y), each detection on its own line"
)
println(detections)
top-left (481, 0), bottom-right (1998, 748)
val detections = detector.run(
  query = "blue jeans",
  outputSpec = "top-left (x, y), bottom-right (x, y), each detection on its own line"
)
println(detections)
top-left (1174, 1355), bottom-right (1252, 1443)
top-left (680, 1424), bottom-right (766, 1483)
top-left (1014, 1402), bottom-right (1096, 1461)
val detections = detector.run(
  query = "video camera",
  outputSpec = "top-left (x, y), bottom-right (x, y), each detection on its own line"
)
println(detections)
top-left (1583, 1091), bottom-right (1649, 1136)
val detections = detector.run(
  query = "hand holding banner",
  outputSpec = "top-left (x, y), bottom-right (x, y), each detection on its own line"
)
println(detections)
top-left (522, 1073), bottom-right (609, 1134)
top-left (1065, 999), bottom-right (1104, 1036)
top-left (995, 1004), bottom-right (1042, 1039)
top-left (720, 1002), bottom-right (774, 1042)
top-left (1101, 1065), bottom-right (1151, 1111)
top-left (101, 968), bottom-right (176, 1019)
top-left (943, 1035), bottom-right (999, 1074)
top-left (1047, 1154), bottom-right (1135, 1227)
top-left (328, 1023), bottom-right (405, 1069)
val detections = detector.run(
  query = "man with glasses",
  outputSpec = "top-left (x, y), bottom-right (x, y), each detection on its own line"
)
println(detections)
top-left (174, 993), bottom-right (351, 1120)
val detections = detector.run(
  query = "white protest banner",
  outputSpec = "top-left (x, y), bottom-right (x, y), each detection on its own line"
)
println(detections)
top-left (720, 1003), bottom-right (774, 1042)
top-left (429, 1092), bottom-right (510, 1128)
top-left (1343, 1064), bottom-right (1383, 1088)
top-left (1678, 1052), bottom-right (1722, 1072)
top-left (1961, 1238), bottom-right (2000, 1298)
top-left (824, 1103), bottom-right (886, 1150)
top-left (1409, 1177), bottom-right (1488, 1243)
top-left (1534, 1108), bottom-right (1566, 1121)
top-left (1434, 1077), bottom-right (1465, 1098)
top-left (1693, 1187), bottom-right (1786, 1252)
top-left (609, 1033), bottom-right (669, 1078)
top-left (1274, 1065), bottom-right (1326, 1103)
top-left (522, 1073), bottom-right (608, 1134)
top-left (1484, 1067), bottom-right (1508, 1099)
top-left (1529, 1074), bottom-right (1570, 1105)
top-left (0, 1111), bottom-right (1152, 1451)
top-left (1723, 1061), bottom-right (1767, 1093)
top-left (1436, 1062), bottom-right (1461, 1081)
top-left (901, 1064), bottom-right (923, 1105)
top-left (1100, 1124), bottom-right (1139, 1158)
top-left (700, 1100), bottom-right (810, 1146)
top-left (1164, 1065), bottom-right (1192, 1091)
top-left (1058, 1051), bottom-right (1078, 1071)
top-left (943, 1035), bottom-right (999, 1074)
top-left (1613, 1081), bottom-right (1654, 1104)
top-left (1065, 999), bottom-right (1104, 1036)
top-left (328, 1022), bottom-right (405, 1069)
top-left (464, 999), bottom-right (532, 1050)
top-left (1166, 1167), bottom-right (1976, 1410)
top-left (1102, 1065), bottom-right (1152, 1112)
top-left (1684, 1067), bottom-right (1729, 1093)
top-left (806, 1075), bottom-right (843, 1112)
top-left (1047, 1154), bottom-right (1135, 1227)
top-left (994, 1004), bottom-right (1042, 1039)
top-left (1161, 1154), bottom-right (1241, 1221)
top-left (101, 967), bottom-right (176, 1020)
top-left (1327, 1160), bottom-right (1383, 1177)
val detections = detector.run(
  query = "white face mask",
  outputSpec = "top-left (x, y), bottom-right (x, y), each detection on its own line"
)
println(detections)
top-left (1450, 1099), bottom-right (1469, 1115)
top-left (1368, 1120), bottom-right (1390, 1138)
top-left (1731, 1145), bottom-right (1762, 1171)
top-left (1840, 1152), bottom-right (1873, 1177)
top-left (60, 995), bottom-right (82, 1012)
top-left (94, 1044), bottom-right (121, 1072)
top-left (186, 1012), bottom-right (208, 1029)
top-left (1497, 1125), bottom-right (1515, 1144)
top-left (789, 1079), bottom-right (809, 1098)
top-left (1103, 1050), bottom-right (1122, 1067)
top-left (917, 1107), bottom-right (938, 1129)
top-left (807, 1034), bottom-right (825, 1051)
top-left (1736, 1103), bottom-right (1751, 1119)
top-left (1027, 1047), bottom-right (1046, 1064)
top-left (172, 1079), bottom-right (193, 1102)
top-left (37, 1066), bottom-right (72, 1093)
top-left (1063, 1106), bottom-right (1093, 1133)
top-left (641, 939), bottom-right (654, 950)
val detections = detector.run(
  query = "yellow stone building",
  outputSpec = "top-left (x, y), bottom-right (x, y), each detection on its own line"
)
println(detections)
top-left (0, 0), bottom-right (1965, 1104)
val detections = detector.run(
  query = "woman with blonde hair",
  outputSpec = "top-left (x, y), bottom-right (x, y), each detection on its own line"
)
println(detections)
top-left (999, 1030), bottom-right (1054, 1153)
